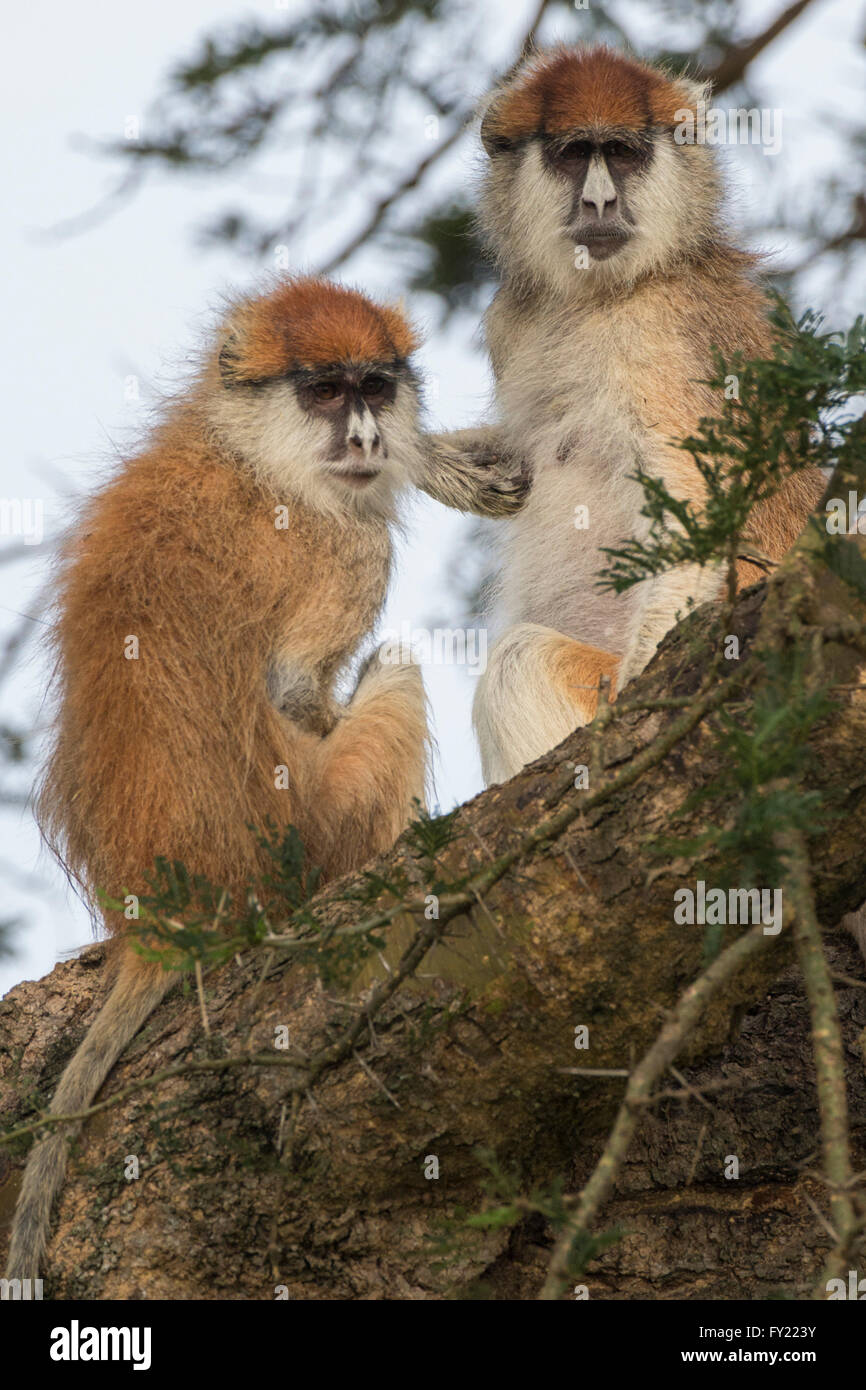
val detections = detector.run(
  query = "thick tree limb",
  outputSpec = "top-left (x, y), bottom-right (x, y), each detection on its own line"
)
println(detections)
top-left (2, 525), bottom-right (866, 1297)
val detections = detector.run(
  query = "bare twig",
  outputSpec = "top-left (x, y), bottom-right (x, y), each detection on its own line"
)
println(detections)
top-left (317, 120), bottom-right (468, 275)
top-left (35, 164), bottom-right (144, 241)
top-left (704, 0), bottom-right (818, 93)
top-left (317, 0), bottom-right (557, 274)
top-left (780, 826), bottom-right (861, 1294)
top-left (353, 1049), bottom-right (401, 1108)
top-left (194, 960), bottom-right (211, 1038)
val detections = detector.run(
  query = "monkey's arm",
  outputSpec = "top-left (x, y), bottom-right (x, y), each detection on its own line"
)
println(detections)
top-left (617, 563), bottom-right (726, 692)
top-left (418, 427), bottom-right (531, 518)
top-left (617, 461), bottom-right (827, 691)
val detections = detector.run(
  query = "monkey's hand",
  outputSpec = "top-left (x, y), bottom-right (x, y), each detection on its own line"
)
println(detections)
top-left (267, 658), bottom-right (340, 738)
top-left (419, 427), bottom-right (531, 519)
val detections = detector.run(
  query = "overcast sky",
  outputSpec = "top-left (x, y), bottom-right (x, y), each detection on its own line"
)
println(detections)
top-left (2, 0), bottom-right (863, 993)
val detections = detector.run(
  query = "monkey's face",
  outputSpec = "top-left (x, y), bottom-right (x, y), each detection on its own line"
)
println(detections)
top-left (483, 126), bottom-right (717, 298)
top-left (294, 365), bottom-right (406, 490)
top-left (207, 277), bottom-right (425, 519)
top-left (210, 358), bottom-right (424, 520)
top-left (479, 47), bottom-right (719, 297)
top-left (541, 132), bottom-right (650, 261)
top-left (293, 360), bottom-right (425, 515)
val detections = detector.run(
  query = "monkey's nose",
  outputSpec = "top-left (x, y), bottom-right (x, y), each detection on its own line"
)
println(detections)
top-left (348, 433), bottom-right (381, 455)
top-left (582, 191), bottom-right (617, 217)
top-left (581, 159), bottom-right (618, 219)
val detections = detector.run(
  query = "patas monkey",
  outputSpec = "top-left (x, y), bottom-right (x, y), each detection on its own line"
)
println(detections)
top-left (451, 46), bottom-right (826, 786)
top-left (6, 276), bottom-right (441, 1281)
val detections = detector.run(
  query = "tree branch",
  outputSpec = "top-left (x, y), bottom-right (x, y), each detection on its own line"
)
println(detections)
top-left (539, 920), bottom-right (777, 1300)
top-left (705, 0), bottom-right (819, 93)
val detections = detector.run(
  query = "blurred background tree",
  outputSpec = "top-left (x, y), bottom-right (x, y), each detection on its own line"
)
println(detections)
top-left (1, 0), bottom-right (864, 981)
top-left (99, 0), bottom-right (866, 313)
top-left (93, 0), bottom-right (866, 616)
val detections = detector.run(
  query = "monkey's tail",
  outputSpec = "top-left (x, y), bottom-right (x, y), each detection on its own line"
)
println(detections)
top-left (5, 960), bottom-right (173, 1281)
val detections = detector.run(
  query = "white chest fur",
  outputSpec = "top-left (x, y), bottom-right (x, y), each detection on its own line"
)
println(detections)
top-left (494, 296), bottom-right (661, 656)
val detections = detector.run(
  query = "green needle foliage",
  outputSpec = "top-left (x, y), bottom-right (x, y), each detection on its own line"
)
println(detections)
top-left (98, 799), bottom-right (466, 988)
top-left (653, 645), bottom-right (834, 896)
top-left (99, 820), bottom-right (322, 975)
top-left (606, 304), bottom-right (866, 956)
top-left (404, 801), bottom-right (462, 859)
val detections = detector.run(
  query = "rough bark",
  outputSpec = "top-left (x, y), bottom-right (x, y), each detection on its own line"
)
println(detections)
top-left (2, 564), bottom-right (866, 1300)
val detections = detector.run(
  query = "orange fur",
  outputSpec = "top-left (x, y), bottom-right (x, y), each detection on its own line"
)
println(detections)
top-left (604, 250), bottom-right (827, 576)
top-left (37, 278), bottom-right (428, 939)
top-left (483, 44), bottom-right (698, 146)
top-left (550, 638), bottom-right (620, 723)
top-left (8, 278), bottom-right (431, 1283)
top-left (218, 276), bottom-right (418, 383)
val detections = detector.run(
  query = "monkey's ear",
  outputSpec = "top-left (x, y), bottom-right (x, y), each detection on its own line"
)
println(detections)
top-left (218, 327), bottom-right (245, 387)
top-left (672, 75), bottom-right (711, 112)
top-left (480, 103), bottom-right (512, 156)
top-left (378, 300), bottom-right (421, 357)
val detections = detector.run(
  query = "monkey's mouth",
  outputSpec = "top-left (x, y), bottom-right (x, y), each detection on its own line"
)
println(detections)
top-left (570, 228), bottom-right (632, 260)
top-left (330, 468), bottom-right (381, 488)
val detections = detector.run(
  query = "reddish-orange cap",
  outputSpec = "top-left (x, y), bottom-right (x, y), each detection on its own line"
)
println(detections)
top-left (483, 45), bottom-right (698, 147)
top-left (220, 277), bottom-right (418, 382)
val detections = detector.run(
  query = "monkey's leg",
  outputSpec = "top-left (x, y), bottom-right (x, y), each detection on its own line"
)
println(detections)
top-left (473, 623), bottom-right (619, 785)
top-left (420, 427), bottom-right (530, 518)
top-left (6, 954), bottom-right (174, 1281)
top-left (617, 562), bottom-right (726, 692)
top-left (305, 654), bottom-right (429, 872)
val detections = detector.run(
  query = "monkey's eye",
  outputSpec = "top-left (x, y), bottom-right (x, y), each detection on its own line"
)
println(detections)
top-left (361, 375), bottom-right (387, 399)
top-left (312, 381), bottom-right (342, 402)
top-left (603, 141), bottom-right (639, 162)
top-left (556, 139), bottom-right (593, 163)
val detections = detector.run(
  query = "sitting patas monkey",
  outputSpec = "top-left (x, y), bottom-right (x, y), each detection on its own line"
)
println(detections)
top-left (7, 276), bottom-right (442, 1281)
top-left (455, 46), bottom-right (826, 785)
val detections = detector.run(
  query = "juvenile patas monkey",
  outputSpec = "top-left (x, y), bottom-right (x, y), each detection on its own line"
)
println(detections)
top-left (7, 276), bottom-right (441, 1281)
top-left (455, 46), bottom-right (825, 785)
